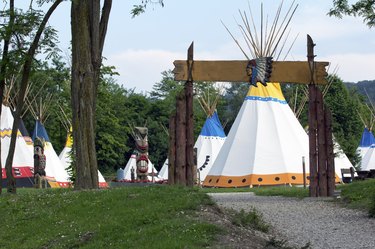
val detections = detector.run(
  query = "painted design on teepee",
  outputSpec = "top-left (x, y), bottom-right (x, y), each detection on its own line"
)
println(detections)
top-left (204, 82), bottom-right (312, 187)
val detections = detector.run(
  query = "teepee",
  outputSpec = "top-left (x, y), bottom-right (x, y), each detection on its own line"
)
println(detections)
top-left (196, 93), bottom-right (226, 182)
top-left (1, 104), bottom-right (35, 187)
top-left (204, 83), bottom-right (313, 187)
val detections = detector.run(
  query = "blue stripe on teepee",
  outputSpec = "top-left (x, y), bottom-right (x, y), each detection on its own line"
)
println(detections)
top-left (32, 120), bottom-right (50, 142)
top-left (200, 112), bottom-right (226, 138)
top-left (359, 127), bottom-right (375, 147)
top-left (245, 96), bottom-right (287, 104)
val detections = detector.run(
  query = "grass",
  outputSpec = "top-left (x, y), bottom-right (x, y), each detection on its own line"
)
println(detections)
top-left (0, 186), bottom-right (221, 249)
top-left (337, 179), bottom-right (375, 217)
top-left (202, 186), bottom-right (309, 198)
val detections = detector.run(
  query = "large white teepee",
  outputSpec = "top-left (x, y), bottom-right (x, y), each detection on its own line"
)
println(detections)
top-left (1, 105), bottom-right (34, 187)
top-left (32, 120), bottom-right (71, 187)
top-left (121, 151), bottom-right (158, 181)
top-left (58, 128), bottom-right (108, 188)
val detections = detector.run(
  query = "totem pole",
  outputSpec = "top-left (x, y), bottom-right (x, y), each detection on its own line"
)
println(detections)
top-left (33, 137), bottom-right (47, 188)
top-left (133, 127), bottom-right (149, 181)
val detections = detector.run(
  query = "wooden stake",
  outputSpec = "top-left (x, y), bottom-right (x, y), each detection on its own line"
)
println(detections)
top-left (325, 107), bottom-right (335, 196)
top-left (175, 91), bottom-right (187, 185)
top-left (302, 156), bottom-right (306, 189)
top-left (307, 35), bottom-right (318, 197)
top-left (168, 115), bottom-right (176, 185)
top-left (317, 89), bottom-right (328, 197)
top-left (185, 42), bottom-right (195, 187)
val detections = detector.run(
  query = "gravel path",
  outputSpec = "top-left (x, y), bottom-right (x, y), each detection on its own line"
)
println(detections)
top-left (208, 192), bottom-right (375, 249)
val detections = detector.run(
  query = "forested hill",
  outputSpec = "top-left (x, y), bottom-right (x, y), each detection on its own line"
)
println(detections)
top-left (345, 80), bottom-right (375, 103)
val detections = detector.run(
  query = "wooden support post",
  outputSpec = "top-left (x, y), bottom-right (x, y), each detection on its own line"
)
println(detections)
top-left (316, 89), bottom-right (327, 197)
top-left (186, 42), bottom-right (195, 187)
top-left (302, 156), bottom-right (306, 189)
top-left (325, 107), bottom-right (335, 196)
top-left (308, 35), bottom-right (318, 197)
top-left (175, 92), bottom-right (187, 185)
top-left (168, 115), bottom-right (176, 185)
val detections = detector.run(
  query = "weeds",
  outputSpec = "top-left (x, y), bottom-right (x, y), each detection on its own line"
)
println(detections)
top-left (230, 208), bottom-right (269, 233)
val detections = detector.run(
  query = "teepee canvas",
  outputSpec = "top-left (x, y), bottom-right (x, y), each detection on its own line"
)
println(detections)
top-left (158, 159), bottom-right (168, 180)
top-left (357, 127), bottom-right (375, 159)
top-left (1, 105), bottom-right (34, 187)
top-left (360, 144), bottom-right (375, 171)
top-left (58, 127), bottom-right (108, 188)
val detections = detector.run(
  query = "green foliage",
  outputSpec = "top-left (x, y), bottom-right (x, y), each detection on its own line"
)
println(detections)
top-left (338, 179), bottom-right (375, 217)
top-left (329, 0), bottom-right (375, 28)
top-left (131, 0), bottom-right (164, 18)
top-left (282, 76), bottom-right (366, 167)
top-left (0, 187), bottom-right (221, 249)
top-left (230, 208), bottom-right (269, 233)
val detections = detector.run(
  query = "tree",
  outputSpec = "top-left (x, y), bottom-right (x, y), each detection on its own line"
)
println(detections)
top-left (70, 0), bottom-right (112, 189)
top-left (3, 0), bottom-right (63, 193)
top-left (329, 0), bottom-right (375, 28)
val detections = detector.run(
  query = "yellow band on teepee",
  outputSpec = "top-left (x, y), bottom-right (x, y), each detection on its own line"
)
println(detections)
top-left (246, 82), bottom-right (286, 103)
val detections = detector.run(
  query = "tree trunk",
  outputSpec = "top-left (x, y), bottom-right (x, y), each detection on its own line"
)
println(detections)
top-left (175, 92), bottom-right (186, 185)
top-left (0, 0), bottom-right (15, 194)
top-left (168, 115), bottom-right (176, 185)
top-left (71, 0), bottom-right (112, 189)
top-left (5, 0), bottom-right (62, 194)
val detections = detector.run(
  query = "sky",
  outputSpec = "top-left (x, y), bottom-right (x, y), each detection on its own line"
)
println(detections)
top-left (45, 0), bottom-right (375, 94)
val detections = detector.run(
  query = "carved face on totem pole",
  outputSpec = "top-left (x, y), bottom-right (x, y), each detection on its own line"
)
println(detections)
top-left (134, 127), bottom-right (149, 180)
top-left (33, 137), bottom-right (46, 176)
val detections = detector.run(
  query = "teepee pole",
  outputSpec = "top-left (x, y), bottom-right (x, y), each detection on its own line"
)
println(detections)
top-left (186, 42), bottom-right (195, 187)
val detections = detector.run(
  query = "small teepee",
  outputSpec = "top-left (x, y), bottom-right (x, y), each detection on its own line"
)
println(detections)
top-left (195, 93), bottom-right (226, 182)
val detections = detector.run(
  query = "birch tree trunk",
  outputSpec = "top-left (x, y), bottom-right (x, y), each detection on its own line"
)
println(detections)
top-left (70, 0), bottom-right (112, 189)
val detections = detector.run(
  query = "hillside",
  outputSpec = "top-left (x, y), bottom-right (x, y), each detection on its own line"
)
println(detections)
top-left (345, 80), bottom-right (375, 103)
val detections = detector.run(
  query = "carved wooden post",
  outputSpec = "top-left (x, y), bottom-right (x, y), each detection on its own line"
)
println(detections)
top-left (186, 42), bottom-right (195, 187)
top-left (175, 92), bottom-right (187, 185)
top-left (317, 89), bottom-right (328, 196)
top-left (168, 115), bottom-right (176, 185)
top-left (308, 35), bottom-right (318, 197)
top-left (325, 107), bottom-right (335, 196)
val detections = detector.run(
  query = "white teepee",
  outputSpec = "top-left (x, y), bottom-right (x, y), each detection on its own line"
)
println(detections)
top-left (204, 83), bottom-right (345, 187)
top-left (1, 104), bottom-right (34, 187)
top-left (357, 127), bottom-right (375, 160)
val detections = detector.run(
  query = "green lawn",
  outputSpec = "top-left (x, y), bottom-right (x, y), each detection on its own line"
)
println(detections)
top-left (0, 186), bottom-right (221, 249)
